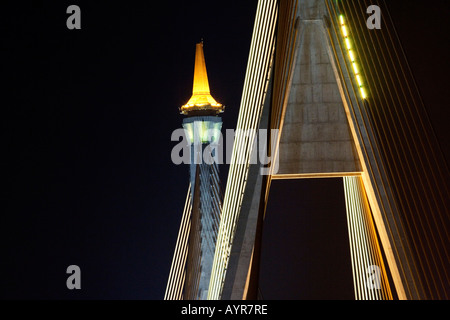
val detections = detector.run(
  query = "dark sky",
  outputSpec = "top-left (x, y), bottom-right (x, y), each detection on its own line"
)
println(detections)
top-left (1, 1), bottom-right (449, 300)
top-left (260, 178), bottom-right (355, 300)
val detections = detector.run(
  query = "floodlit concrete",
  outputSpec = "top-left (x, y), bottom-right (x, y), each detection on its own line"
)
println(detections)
top-left (277, 13), bottom-right (360, 176)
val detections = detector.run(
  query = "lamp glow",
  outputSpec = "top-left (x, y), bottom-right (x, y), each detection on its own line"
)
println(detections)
top-left (352, 62), bottom-right (359, 74)
top-left (356, 75), bottom-right (363, 87)
top-left (360, 87), bottom-right (367, 99)
top-left (349, 50), bottom-right (356, 62)
top-left (345, 38), bottom-right (351, 49)
top-left (342, 26), bottom-right (349, 37)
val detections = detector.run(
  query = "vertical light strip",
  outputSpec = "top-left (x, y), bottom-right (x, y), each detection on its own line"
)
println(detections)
top-left (165, 184), bottom-right (192, 300)
top-left (344, 177), bottom-right (359, 298)
top-left (339, 14), bottom-right (367, 100)
top-left (343, 176), bottom-right (392, 300)
top-left (207, 0), bottom-right (278, 300)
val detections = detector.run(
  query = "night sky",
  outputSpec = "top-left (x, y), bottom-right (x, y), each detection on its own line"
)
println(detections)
top-left (1, 1), bottom-right (449, 300)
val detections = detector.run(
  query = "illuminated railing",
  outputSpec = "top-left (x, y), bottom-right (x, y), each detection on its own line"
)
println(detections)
top-left (339, 14), bottom-right (367, 100)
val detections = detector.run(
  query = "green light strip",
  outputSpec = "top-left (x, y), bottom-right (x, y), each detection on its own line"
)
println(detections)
top-left (339, 15), bottom-right (367, 99)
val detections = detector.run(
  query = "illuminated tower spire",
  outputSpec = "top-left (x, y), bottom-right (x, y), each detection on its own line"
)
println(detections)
top-left (165, 41), bottom-right (223, 300)
top-left (181, 41), bottom-right (224, 115)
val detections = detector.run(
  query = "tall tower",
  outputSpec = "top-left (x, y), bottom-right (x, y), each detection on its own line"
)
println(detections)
top-left (165, 42), bottom-right (224, 300)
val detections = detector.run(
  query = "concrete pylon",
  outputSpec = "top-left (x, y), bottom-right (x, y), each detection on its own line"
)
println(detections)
top-left (208, 0), bottom-right (449, 300)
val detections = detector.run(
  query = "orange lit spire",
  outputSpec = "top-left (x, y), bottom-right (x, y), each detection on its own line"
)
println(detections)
top-left (181, 42), bottom-right (224, 115)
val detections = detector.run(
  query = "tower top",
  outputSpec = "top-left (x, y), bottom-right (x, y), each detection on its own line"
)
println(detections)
top-left (180, 42), bottom-right (224, 115)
